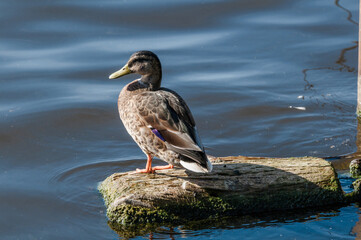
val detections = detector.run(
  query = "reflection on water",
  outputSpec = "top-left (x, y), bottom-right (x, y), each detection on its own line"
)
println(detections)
top-left (301, 42), bottom-right (356, 118)
top-left (335, 0), bottom-right (358, 26)
top-left (109, 203), bottom-right (358, 239)
top-left (1, 0), bottom-right (361, 239)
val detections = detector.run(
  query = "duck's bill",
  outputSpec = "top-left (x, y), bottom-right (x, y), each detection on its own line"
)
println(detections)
top-left (109, 64), bottom-right (131, 79)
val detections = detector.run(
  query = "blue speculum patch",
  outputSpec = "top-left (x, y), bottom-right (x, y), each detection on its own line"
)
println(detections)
top-left (151, 128), bottom-right (166, 142)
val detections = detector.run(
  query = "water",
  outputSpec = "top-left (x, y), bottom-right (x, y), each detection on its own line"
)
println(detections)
top-left (0, 0), bottom-right (360, 239)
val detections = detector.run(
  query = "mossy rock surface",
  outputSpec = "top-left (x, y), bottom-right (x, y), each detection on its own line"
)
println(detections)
top-left (99, 156), bottom-right (348, 234)
top-left (350, 159), bottom-right (361, 179)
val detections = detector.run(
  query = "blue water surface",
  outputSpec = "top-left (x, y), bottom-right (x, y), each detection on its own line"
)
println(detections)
top-left (1, 0), bottom-right (360, 239)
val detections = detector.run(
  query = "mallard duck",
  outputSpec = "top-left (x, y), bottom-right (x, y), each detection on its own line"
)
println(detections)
top-left (109, 50), bottom-right (213, 173)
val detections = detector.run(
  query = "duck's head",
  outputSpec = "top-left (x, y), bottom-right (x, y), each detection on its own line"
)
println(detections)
top-left (109, 50), bottom-right (162, 90)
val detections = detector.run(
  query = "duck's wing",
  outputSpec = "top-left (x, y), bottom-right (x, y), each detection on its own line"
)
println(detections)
top-left (133, 89), bottom-right (211, 171)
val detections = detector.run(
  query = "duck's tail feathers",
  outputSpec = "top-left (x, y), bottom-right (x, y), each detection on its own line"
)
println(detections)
top-left (179, 155), bottom-right (213, 173)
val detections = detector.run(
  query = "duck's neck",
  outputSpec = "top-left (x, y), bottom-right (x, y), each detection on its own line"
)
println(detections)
top-left (140, 67), bottom-right (162, 90)
top-left (140, 75), bottom-right (161, 90)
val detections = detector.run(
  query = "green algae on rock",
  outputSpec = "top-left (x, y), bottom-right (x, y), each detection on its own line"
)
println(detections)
top-left (99, 156), bottom-right (346, 233)
top-left (350, 159), bottom-right (361, 179)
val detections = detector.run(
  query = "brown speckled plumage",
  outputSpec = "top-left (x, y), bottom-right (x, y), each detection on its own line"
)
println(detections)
top-left (109, 51), bottom-right (212, 173)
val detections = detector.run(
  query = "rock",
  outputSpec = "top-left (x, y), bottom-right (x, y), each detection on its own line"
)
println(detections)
top-left (350, 159), bottom-right (361, 178)
top-left (99, 156), bottom-right (349, 235)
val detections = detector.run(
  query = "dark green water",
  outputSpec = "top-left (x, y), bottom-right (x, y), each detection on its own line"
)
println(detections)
top-left (1, 0), bottom-right (360, 239)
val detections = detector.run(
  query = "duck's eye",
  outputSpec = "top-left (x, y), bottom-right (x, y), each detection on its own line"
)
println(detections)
top-left (140, 63), bottom-right (149, 71)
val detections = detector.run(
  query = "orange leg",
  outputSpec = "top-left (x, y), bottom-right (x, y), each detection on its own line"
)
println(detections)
top-left (151, 164), bottom-right (174, 171)
top-left (134, 154), bottom-right (174, 174)
top-left (135, 154), bottom-right (154, 173)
